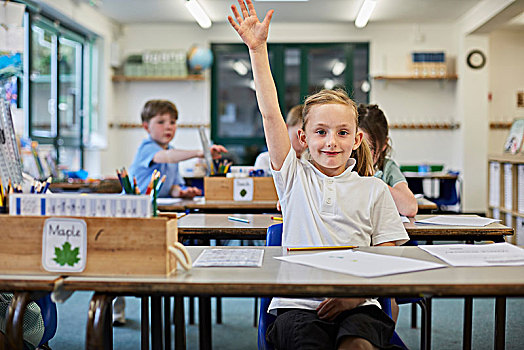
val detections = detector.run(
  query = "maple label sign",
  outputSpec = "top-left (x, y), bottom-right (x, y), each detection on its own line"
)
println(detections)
top-left (42, 218), bottom-right (87, 272)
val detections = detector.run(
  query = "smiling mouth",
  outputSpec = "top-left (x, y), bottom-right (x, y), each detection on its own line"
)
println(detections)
top-left (322, 151), bottom-right (341, 156)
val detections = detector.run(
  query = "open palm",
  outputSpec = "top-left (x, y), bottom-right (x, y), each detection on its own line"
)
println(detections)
top-left (228, 0), bottom-right (274, 51)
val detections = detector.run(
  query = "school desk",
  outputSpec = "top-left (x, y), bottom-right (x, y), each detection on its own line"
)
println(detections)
top-left (176, 213), bottom-right (512, 244)
top-left (417, 197), bottom-right (438, 211)
top-left (61, 246), bottom-right (524, 350)
top-left (158, 198), bottom-right (279, 214)
top-left (0, 274), bottom-right (61, 350)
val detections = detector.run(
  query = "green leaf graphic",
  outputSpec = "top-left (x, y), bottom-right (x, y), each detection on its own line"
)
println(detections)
top-left (240, 189), bottom-right (247, 197)
top-left (53, 241), bottom-right (80, 266)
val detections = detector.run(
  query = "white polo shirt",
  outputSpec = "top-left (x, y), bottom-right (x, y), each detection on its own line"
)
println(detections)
top-left (268, 149), bottom-right (409, 313)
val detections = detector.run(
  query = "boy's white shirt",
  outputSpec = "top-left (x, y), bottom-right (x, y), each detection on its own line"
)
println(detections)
top-left (268, 148), bottom-right (409, 313)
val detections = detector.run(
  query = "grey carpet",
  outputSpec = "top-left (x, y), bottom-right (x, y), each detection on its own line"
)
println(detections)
top-left (49, 292), bottom-right (524, 349)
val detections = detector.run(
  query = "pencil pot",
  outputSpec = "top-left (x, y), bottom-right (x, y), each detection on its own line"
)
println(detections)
top-left (0, 216), bottom-right (181, 276)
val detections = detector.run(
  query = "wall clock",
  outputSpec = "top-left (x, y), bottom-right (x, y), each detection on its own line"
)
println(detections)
top-left (466, 50), bottom-right (486, 69)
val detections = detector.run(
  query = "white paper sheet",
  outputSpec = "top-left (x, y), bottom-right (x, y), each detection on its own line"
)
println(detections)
top-left (275, 250), bottom-right (445, 278)
top-left (400, 215), bottom-right (410, 223)
top-left (193, 249), bottom-right (264, 267)
top-left (156, 197), bottom-right (183, 205)
top-left (415, 215), bottom-right (500, 227)
top-left (419, 243), bottom-right (524, 266)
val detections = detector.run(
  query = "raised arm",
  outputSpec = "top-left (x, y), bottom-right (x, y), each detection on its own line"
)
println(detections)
top-left (228, 0), bottom-right (290, 170)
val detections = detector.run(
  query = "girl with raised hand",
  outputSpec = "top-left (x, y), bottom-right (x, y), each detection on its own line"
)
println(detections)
top-left (229, 1), bottom-right (408, 349)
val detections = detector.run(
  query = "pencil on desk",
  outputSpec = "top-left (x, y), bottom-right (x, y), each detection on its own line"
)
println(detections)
top-left (228, 216), bottom-right (250, 223)
top-left (287, 246), bottom-right (358, 251)
top-left (271, 216), bottom-right (283, 221)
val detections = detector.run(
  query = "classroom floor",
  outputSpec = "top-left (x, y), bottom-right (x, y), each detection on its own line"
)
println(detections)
top-left (49, 292), bottom-right (524, 350)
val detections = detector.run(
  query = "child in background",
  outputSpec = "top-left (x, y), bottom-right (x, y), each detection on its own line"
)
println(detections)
top-left (129, 99), bottom-right (227, 198)
top-left (358, 104), bottom-right (418, 217)
top-left (115, 100), bottom-right (227, 325)
top-left (254, 104), bottom-right (305, 174)
top-left (229, 1), bottom-right (409, 349)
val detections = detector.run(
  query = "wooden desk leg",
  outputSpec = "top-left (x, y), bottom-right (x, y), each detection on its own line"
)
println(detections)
top-left (5, 292), bottom-right (31, 350)
top-left (174, 296), bottom-right (187, 350)
top-left (198, 297), bottom-right (212, 350)
top-left (141, 297), bottom-right (149, 350)
top-left (151, 296), bottom-right (163, 350)
top-left (463, 297), bottom-right (473, 350)
top-left (164, 297), bottom-right (172, 350)
top-left (86, 293), bottom-right (114, 350)
top-left (411, 303), bottom-right (417, 329)
top-left (494, 297), bottom-right (506, 350)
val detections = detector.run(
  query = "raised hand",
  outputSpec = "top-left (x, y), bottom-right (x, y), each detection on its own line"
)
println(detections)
top-left (228, 0), bottom-right (274, 51)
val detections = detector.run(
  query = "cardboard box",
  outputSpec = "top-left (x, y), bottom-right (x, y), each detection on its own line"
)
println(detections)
top-left (0, 216), bottom-right (178, 276)
top-left (204, 177), bottom-right (278, 201)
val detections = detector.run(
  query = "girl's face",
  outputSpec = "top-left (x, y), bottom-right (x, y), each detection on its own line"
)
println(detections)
top-left (143, 113), bottom-right (177, 148)
top-left (299, 104), bottom-right (363, 177)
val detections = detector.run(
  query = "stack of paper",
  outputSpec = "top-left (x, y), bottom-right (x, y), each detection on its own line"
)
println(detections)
top-left (420, 243), bottom-right (524, 266)
top-left (193, 249), bottom-right (264, 267)
top-left (504, 163), bottom-right (513, 210)
top-left (518, 165), bottom-right (524, 213)
top-left (489, 162), bottom-right (500, 207)
top-left (415, 215), bottom-right (500, 227)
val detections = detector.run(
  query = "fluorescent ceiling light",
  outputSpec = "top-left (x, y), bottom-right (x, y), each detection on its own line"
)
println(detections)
top-left (255, 0), bottom-right (309, 2)
top-left (324, 79), bottom-right (335, 90)
top-left (331, 60), bottom-right (346, 76)
top-left (355, 0), bottom-right (376, 28)
top-left (232, 60), bottom-right (249, 76)
top-left (185, 0), bottom-right (212, 29)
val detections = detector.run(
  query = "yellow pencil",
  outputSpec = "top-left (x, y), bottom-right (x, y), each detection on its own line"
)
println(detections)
top-left (271, 216), bottom-right (283, 221)
top-left (287, 246), bottom-right (358, 251)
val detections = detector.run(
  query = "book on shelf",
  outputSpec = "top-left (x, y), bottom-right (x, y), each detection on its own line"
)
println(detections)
top-left (503, 119), bottom-right (524, 154)
top-left (504, 163), bottom-right (513, 210)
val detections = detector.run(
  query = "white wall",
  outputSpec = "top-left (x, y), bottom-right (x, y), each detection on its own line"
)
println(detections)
top-left (488, 29), bottom-right (524, 154)
top-left (109, 21), bottom-right (464, 175)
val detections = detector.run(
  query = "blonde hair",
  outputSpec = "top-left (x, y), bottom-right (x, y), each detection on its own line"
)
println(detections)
top-left (286, 104), bottom-right (304, 127)
top-left (302, 89), bottom-right (374, 176)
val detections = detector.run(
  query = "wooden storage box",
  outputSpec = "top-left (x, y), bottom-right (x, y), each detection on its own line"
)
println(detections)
top-left (204, 176), bottom-right (278, 201)
top-left (0, 216), bottom-right (178, 276)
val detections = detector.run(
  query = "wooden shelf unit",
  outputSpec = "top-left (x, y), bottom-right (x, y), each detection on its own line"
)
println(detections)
top-left (373, 75), bottom-right (458, 81)
top-left (112, 75), bottom-right (205, 82)
top-left (488, 154), bottom-right (524, 244)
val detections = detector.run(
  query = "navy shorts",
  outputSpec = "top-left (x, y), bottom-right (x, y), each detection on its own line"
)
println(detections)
top-left (266, 305), bottom-right (401, 350)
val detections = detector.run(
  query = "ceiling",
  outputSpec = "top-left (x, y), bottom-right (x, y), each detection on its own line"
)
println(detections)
top-left (86, 0), bottom-right (492, 25)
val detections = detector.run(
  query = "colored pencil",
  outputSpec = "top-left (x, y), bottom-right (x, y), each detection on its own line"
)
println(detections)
top-left (287, 246), bottom-right (358, 251)
top-left (228, 216), bottom-right (250, 223)
top-left (271, 216), bottom-right (283, 221)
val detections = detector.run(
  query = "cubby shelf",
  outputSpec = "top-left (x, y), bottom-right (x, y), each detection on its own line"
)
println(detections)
top-left (112, 75), bottom-right (205, 82)
top-left (488, 155), bottom-right (524, 244)
top-left (373, 75), bottom-right (458, 80)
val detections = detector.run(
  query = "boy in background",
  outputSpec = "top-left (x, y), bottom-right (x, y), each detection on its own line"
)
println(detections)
top-left (115, 100), bottom-right (226, 325)
top-left (129, 99), bottom-right (227, 198)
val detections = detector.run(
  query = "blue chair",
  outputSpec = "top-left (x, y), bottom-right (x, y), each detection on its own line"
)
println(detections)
top-left (35, 293), bottom-right (58, 349)
top-left (5, 292), bottom-right (57, 350)
top-left (257, 223), bottom-right (427, 350)
top-left (431, 175), bottom-right (461, 212)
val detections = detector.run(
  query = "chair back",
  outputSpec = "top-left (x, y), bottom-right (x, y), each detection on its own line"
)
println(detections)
top-left (257, 223), bottom-right (282, 350)
top-left (34, 293), bottom-right (58, 346)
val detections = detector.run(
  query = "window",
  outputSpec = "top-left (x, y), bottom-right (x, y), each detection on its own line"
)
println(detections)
top-left (211, 43), bottom-right (369, 165)
top-left (23, 11), bottom-right (94, 171)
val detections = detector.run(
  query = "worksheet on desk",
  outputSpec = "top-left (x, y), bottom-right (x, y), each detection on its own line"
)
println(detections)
top-left (420, 243), bottom-right (524, 266)
top-left (193, 249), bottom-right (264, 267)
top-left (415, 215), bottom-right (500, 227)
top-left (275, 250), bottom-right (445, 277)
